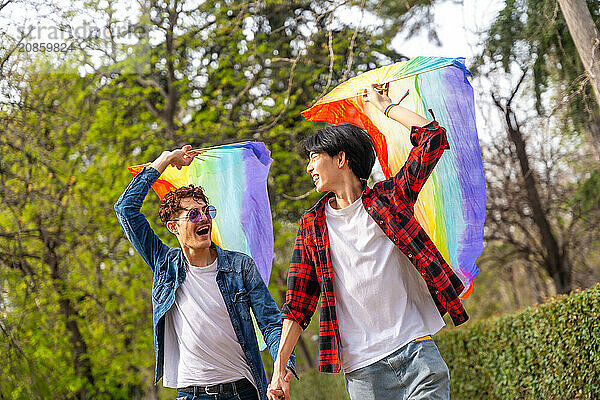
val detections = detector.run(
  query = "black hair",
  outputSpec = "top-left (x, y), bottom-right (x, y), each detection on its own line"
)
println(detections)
top-left (303, 123), bottom-right (376, 180)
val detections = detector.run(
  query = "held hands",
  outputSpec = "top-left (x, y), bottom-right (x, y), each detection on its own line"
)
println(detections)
top-left (267, 367), bottom-right (294, 400)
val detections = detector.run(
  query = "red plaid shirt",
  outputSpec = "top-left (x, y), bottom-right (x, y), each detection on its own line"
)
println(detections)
top-left (281, 121), bottom-right (468, 373)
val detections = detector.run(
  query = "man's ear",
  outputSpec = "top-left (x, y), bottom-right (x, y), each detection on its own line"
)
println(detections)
top-left (166, 220), bottom-right (179, 235)
top-left (337, 151), bottom-right (348, 168)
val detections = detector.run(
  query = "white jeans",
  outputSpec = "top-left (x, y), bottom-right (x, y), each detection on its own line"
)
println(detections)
top-left (344, 338), bottom-right (450, 400)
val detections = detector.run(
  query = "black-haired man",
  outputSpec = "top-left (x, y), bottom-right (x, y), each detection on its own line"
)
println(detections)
top-left (268, 85), bottom-right (468, 400)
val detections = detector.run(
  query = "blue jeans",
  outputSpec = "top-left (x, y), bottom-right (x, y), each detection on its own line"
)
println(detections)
top-left (344, 338), bottom-right (450, 400)
top-left (175, 381), bottom-right (259, 400)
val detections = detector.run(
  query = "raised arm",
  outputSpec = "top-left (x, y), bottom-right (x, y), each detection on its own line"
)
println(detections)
top-left (366, 83), bottom-right (430, 128)
top-left (114, 145), bottom-right (200, 271)
top-left (366, 84), bottom-right (450, 206)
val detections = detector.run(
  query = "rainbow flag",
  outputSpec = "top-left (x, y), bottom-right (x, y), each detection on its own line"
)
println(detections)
top-left (302, 56), bottom-right (485, 297)
top-left (128, 142), bottom-right (274, 284)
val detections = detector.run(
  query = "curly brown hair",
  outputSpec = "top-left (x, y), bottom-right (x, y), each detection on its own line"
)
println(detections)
top-left (158, 185), bottom-right (209, 225)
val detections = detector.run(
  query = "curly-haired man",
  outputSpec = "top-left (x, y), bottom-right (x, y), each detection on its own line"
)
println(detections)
top-left (115, 145), bottom-right (295, 400)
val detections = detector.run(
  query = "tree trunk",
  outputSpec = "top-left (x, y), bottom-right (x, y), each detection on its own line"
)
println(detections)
top-left (557, 0), bottom-right (600, 163)
top-left (504, 107), bottom-right (570, 293)
top-left (492, 73), bottom-right (572, 293)
top-left (557, 0), bottom-right (600, 110)
top-left (586, 118), bottom-right (600, 163)
top-left (41, 228), bottom-right (94, 399)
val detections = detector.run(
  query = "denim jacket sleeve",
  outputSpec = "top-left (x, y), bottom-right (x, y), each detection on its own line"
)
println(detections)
top-left (242, 256), bottom-right (298, 377)
top-left (114, 166), bottom-right (169, 272)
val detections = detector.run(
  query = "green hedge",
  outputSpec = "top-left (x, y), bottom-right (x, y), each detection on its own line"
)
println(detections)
top-left (437, 283), bottom-right (600, 399)
top-left (287, 285), bottom-right (600, 399)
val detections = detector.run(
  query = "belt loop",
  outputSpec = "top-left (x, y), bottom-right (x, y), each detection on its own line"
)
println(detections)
top-left (232, 380), bottom-right (238, 395)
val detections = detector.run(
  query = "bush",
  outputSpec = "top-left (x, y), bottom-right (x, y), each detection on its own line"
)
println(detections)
top-left (437, 284), bottom-right (600, 399)
top-left (276, 285), bottom-right (600, 400)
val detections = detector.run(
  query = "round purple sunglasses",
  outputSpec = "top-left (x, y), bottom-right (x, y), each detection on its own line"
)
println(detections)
top-left (171, 205), bottom-right (217, 223)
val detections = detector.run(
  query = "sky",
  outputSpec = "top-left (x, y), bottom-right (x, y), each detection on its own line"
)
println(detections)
top-left (393, 0), bottom-right (503, 60)
top-left (391, 0), bottom-right (505, 141)
top-left (2, 0), bottom-right (503, 59)
top-left (2, 0), bottom-right (505, 137)
top-left (333, 0), bottom-right (504, 62)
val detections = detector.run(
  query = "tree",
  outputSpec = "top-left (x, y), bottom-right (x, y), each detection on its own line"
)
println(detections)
top-left (1, 0), bottom-right (411, 397)
top-left (470, 63), bottom-right (600, 301)
top-left (469, 0), bottom-right (600, 302)
top-left (479, 0), bottom-right (600, 163)
top-left (557, 0), bottom-right (600, 111)
top-left (0, 67), bottom-right (161, 399)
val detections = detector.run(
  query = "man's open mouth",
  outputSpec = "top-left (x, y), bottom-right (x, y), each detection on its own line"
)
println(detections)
top-left (196, 226), bottom-right (210, 236)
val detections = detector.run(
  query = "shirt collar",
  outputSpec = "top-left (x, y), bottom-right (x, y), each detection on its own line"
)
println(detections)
top-left (176, 242), bottom-right (232, 272)
top-left (213, 243), bottom-right (233, 272)
top-left (306, 179), bottom-right (370, 217)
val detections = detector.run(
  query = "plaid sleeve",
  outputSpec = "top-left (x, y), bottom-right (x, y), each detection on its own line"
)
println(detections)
top-left (393, 121), bottom-right (450, 207)
top-left (281, 225), bottom-right (321, 329)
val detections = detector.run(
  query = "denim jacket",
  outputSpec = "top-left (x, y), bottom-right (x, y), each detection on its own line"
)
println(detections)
top-left (114, 167), bottom-right (295, 399)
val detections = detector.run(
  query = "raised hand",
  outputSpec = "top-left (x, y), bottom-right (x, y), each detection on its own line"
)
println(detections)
top-left (168, 145), bottom-right (202, 170)
top-left (364, 82), bottom-right (393, 112)
top-left (150, 145), bottom-right (201, 173)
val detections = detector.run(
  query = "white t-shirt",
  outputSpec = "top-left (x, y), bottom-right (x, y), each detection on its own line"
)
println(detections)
top-left (325, 197), bottom-right (445, 373)
top-left (162, 258), bottom-right (255, 388)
